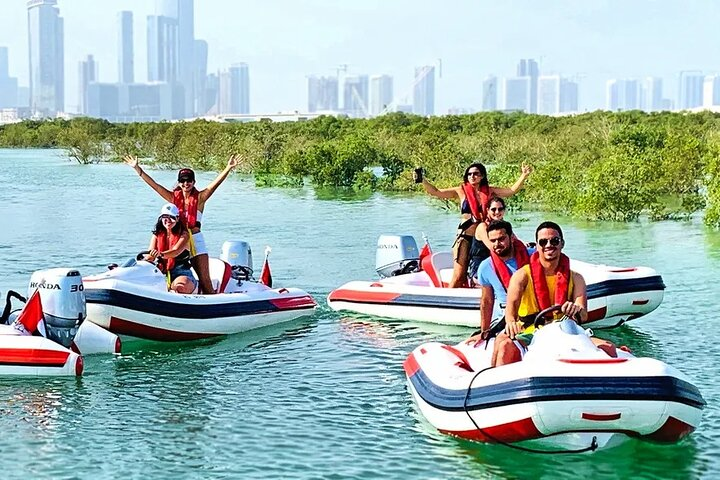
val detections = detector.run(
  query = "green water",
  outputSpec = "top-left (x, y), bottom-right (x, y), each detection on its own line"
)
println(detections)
top-left (1, 149), bottom-right (718, 479)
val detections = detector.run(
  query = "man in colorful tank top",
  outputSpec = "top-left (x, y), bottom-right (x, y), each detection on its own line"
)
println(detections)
top-left (491, 221), bottom-right (587, 367)
top-left (477, 220), bottom-right (534, 335)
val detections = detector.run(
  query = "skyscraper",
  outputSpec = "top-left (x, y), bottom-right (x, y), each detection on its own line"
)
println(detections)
top-left (78, 54), bottom-right (97, 115)
top-left (537, 75), bottom-right (560, 115)
top-left (194, 39), bottom-right (209, 114)
top-left (703, 75), bottom-right (720, 107)
top-left (559, 79), bottom-right (579, 113)
top-left (642, 77), bottom-right (663, 111)
top-left (229, 63), bottom-right (250, 114)
top-left (27, 0), bottom-right (64, 116)
top-left (482, 75), bottom-right (497, 111)
top-left (0, 47), bottom-right (18, 108)
top-left (606, 79), bottom-right (640, 111)
top-left (517, 59), bottom-right (539, 113)
top-left (147, 14), bottom-right (177, 83)
top-left (413, 66), bottom-right (435, 116)
top-left (678, 71), bottom-right (704, 109)
top-left (369, 74), bottom-right (393, 116)
top-left (307, 76), bottom-right (338, 112)
top-left (118, 11), bottom-right (134, 84)
top-left (503, 77), bottom-right (531, 111)
top-left (157, 0), bottom-right (195, 117)
top-left (344, 75), bottom-right (369, 118)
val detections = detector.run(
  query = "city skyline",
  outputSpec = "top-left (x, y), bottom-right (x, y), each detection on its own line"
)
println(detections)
top-left (1, 1), bottom-right (720, 115)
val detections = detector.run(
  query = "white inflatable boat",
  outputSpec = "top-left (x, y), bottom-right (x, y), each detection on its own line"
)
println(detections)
top-left (0, 324), bottom-right (84, 376)
top-left (81, 242), bottom-right (317, 343)
top-left (328, 235), bottom-right (665, 328)
top-left (404, 309), bottom-right (705, 452)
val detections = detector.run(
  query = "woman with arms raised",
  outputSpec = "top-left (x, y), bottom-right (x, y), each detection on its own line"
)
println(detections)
top-left (125, 154), bottom-right (240, 294)
top-left (417, 162), bottom-right (531, 288)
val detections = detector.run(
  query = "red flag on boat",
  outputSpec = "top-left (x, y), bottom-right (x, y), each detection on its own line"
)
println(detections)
top-left (418, 238), bottom-right (432, 271)
top-left (16, 290), bottom-right (45, 334)
top-left (259, 246), bottom-right (272, 288)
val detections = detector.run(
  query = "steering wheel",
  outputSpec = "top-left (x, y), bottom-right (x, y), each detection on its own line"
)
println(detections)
top-left (135, 250), bottom-right (161, 265)
top-left (533, 304), bottom-right (580, 329)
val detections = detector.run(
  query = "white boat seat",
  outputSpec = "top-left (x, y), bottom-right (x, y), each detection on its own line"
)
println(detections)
top-left (421, 252), bottom-right (452, 287)
top-left (208, 258), bottom-right (234, 293)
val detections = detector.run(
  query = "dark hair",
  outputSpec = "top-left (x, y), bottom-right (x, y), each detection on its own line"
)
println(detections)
top-left (463, 162), bottom-right (489, 187)
top-left (535, 221), bottom-right (563, 240)
top-left (487, 219), bottom-right (513, 237)
top-left (177, 168), bottom-right (195, 182)
top-left (153, 217), bottom-right (185, 236)
top-left (486, 196), bottom-right (506, 210)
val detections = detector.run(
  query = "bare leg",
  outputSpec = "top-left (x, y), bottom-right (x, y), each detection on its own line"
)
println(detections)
top-left (191, 253), bottom-right (215, 294)
top-left (449, 237), bottom-right (470, 288)
top-left (171, 276), bottom-right (196, 294)
top-left (492, 333), bottom-right (523, 367)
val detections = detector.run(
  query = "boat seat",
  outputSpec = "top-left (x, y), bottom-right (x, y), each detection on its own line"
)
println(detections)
top-left (422, 252), bottom-right (452, 288)
top-left (208, 258), bottom-right (234, 293)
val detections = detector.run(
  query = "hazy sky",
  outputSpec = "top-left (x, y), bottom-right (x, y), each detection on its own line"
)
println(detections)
top-left (1, 0), bottom-right (719, 114)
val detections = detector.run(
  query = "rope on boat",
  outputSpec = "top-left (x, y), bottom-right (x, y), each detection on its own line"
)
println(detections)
top-left (462, 366), bottom-right (599, 454)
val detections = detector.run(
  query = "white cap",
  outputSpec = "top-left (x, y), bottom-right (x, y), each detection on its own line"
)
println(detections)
top-left (159, 203), bottom-right (180, 218)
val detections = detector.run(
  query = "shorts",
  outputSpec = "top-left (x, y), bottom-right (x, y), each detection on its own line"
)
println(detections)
top-left (170, 265), bottom-right (198, 290)
top-left (190, 231), bottom-right (208, 256)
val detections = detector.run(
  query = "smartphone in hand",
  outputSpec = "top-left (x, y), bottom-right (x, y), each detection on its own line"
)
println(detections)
top-left (413, 167), bottom-right (424, 183)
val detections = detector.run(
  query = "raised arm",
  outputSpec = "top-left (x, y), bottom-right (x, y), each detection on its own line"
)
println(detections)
top-left (503, 268), bottom-right (529, 339)
top-left (474, 222), bottom-right (492, 250)
top-left (489, 162), bottom-right (532, 198)
top-left (199, 154), bottom-right (240, 204)
top-left (419, 178), bottom-right (459, 200)
top-left (124, 155), bottom-right (174, 202)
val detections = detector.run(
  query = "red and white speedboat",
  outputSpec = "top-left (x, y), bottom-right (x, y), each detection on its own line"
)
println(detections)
top-left (0, 324), bottom-right (84, 377)
top-left (82, 242), bottom-right (317, 344)
top-left (405, 309), bottom-right (705, 452)
top-left (329, 235), bottom-right (665, 328)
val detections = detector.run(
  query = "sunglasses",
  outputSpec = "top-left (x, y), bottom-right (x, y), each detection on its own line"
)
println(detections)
top-left (537, 236), bottom-right (562, 248)
top-left (467, 171), bottom-right (482, 177)
top-left (179, 179), bottom-right (194, 184)
top-left (489, 207), bottom-right (505, 213)
top-left (160, 215), bottom-right (178, 222)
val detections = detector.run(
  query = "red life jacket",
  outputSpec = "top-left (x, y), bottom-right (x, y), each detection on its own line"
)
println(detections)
top-left (155, 230), bottom-right (182, 272)
top-left (173, 188), bottom-right (200, 229)
top-left (489, 236), bottom-right (530, 290)
top-left (529, 251), bottom-right (571, 310)
top-left (461, 183), bottom-right (489, 223)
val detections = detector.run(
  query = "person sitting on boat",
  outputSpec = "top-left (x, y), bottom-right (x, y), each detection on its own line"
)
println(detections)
top-left (476, 219), bottom-right (534, 337)
top-left (145, 203), bottom-right (198, 295)
top-left (125, 154), bottom-right (240, 294)
top-left (468, 196), bottom-right (510, 281)
top-left (492, 221), bottom-right (588, 367)
top-left (416, 162), bottom-right (531, 288)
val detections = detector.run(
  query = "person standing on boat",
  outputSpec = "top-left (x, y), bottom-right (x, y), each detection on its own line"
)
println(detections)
top-left (145, 203), bottom-right (198, 294)
top-left (492, 221), bottom-right (588, 366)
top-left (476, 220), bottom-right (534, 336)
top-left (416, 163), bottom-right (531, 288)
top-left (125, 154), bottom-right (240, 294)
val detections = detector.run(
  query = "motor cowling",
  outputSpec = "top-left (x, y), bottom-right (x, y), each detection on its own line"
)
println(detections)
top-left (221, 241), bottom-right (254, 280)
top-left (27, 268), bottom-right (86, 348)
top-left (375, 235), bottom-right (420, 278)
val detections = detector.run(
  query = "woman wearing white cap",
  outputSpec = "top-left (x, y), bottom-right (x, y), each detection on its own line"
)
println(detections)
top-left (124, 154), bottom-right (241, 294)
top-left (145, 203), bottom-right (198, 294)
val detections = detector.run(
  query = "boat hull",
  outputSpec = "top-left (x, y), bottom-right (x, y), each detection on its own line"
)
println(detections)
top-left (0, 325), bottom-right (83, 377)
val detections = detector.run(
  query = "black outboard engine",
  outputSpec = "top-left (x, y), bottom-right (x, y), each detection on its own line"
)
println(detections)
top-left (221, 241), bottom-right (254, 281)
top-left (26, 268), bottom-right (86, 348)
top-left (375, 235), bottom-right (420, 278)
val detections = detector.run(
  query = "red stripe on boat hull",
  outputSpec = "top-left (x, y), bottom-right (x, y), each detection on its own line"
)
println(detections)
top-left (442, 417), bottom-right (543, 443)
top-left (268, 295), bottom-right (317, 310)
top-left (403, 353), bottom-right (421, 377)
top-left (0, 348), bottom-right (70, 367)
top-left (328, 289), bottom-right (401, 304)
top-left (109, 316), bottom-right (220, 342)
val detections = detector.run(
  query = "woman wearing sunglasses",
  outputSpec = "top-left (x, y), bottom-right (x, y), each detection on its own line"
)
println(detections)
top-left (125, 154), bottom-right (240, 294)
top-left (417, 162), bottom-right (532, 288)
top-left (145, 203), bottom-right (198, 294)
top-left (468, 196), bottom-right (509, 280)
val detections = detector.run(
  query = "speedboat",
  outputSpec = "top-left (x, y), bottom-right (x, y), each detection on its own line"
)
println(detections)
top-left (404, 307), bottom-right (705, 452)
top-left (81, 241), bottom-right (317, 344)
top-left (0, 324), bottom-right (83, 376)
top-left (328, 235), bottom-right (665, 328)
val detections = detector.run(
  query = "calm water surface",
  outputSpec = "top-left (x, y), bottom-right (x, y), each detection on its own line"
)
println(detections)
top-left (1, 149), bottom-right (719, 479)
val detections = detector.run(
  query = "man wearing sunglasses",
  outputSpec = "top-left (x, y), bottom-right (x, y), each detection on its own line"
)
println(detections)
top-left (491, 221), bottom-right (588, 366)
top-left (476, 220), bottom-right (534, 338)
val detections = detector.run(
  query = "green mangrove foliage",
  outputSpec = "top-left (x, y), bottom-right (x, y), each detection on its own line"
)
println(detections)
top-left (1, 111), bottom-right (719, 228)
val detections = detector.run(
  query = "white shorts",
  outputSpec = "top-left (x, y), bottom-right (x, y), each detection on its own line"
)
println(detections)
top-left (190, 231), bottom-right (208, 256)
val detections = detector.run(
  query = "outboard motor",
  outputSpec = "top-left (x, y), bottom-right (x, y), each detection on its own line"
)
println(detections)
top-left (375, 235), bottom-right (420, 278)
top-left (27, 268), bottom-right (86, 348)
top-left (221, 241), bottom-right (254, 281)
